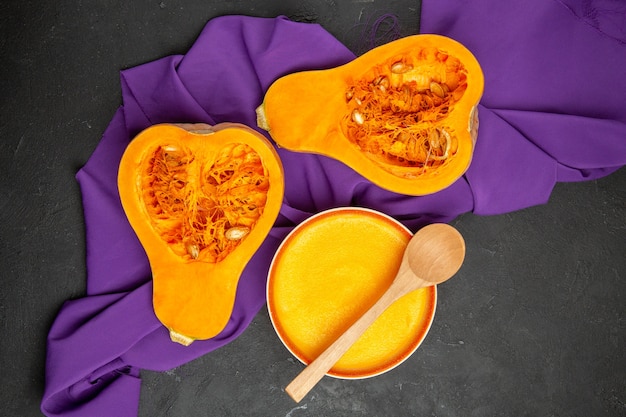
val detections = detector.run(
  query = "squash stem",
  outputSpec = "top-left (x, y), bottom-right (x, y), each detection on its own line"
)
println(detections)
top-left (169, 329), bottom-right (195, 346)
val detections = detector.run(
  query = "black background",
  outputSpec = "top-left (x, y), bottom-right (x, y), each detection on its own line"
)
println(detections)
top-left (2, 1), bottom-right (625, 416)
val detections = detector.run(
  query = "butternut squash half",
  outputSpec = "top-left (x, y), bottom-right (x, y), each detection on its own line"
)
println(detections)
top-left (256, 34), bottom-right (484, 195)
top-left (118, 123), bottom-right (284, 345)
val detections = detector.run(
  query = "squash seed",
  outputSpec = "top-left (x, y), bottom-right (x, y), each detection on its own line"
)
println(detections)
top-left (225, 226), bottom-right (250, 241)
top-left (186, 243), bottom-right (200, 259)
top-left (391, 61), bottom-right (413, 74)
top-left (440, 128), bottom-right (451, 149)
top-left (429, 82), bottom-right (445, 99)
top-left (351, 109), bottom-right (365, 125)
top-left (431, 128), bottom-right (452, 160)
top-left (374, 75), bottom-right (389, 90)
top-left (428, 129), bottom-right (441, 149)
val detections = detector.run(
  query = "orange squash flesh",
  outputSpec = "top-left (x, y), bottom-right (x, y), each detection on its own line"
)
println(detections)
top-left (257, 34), bottom-right (484, 196)
top-left (118, 123), bottom-right (284, 345)
top-left (267, 208), bottom-right (436, 378)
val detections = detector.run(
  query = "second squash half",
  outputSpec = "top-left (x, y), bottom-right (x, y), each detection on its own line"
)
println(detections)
top-left (257, 34), bottom-right (484, 196)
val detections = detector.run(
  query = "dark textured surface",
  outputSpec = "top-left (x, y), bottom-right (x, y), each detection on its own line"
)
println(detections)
top-left (1, 1), bottom-right (624, 416)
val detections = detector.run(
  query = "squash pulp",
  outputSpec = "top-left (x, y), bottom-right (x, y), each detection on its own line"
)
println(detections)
top-left (267, 208), bottom-right (437, 378)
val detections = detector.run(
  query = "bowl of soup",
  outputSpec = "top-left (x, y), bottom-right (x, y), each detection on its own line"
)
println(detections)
top-left (267, 207), bottom-right (436, 379)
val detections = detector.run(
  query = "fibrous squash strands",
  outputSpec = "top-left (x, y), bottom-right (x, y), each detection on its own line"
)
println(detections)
top-left (342, 47), bottom-right (468, 178)
top-left (142, 142), bottom-right (268, 263)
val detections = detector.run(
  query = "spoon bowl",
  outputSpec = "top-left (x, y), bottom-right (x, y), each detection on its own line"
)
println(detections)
top-left (285, 222), bottom-right (466, 403)
top-left (397, 223), bottom-right (466, 293)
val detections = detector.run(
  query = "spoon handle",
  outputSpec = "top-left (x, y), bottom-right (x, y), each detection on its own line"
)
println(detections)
top-left (285, 287), bottom-right (402, 403)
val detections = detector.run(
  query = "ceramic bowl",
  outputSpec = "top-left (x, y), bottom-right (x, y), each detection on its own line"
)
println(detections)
top-left (267, 207), bottom-right (436, 379)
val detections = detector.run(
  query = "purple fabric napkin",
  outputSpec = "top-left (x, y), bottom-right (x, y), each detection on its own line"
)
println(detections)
top-left (42, 4), bottom-right (626, 416)
top-left (420, 0), bottom-right (626, 215)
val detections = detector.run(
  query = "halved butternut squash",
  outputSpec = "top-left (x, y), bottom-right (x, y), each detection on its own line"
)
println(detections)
top-left (257, 34), bottom-right (484, 195)
top-left (118, 123), bottom-right (284, 345)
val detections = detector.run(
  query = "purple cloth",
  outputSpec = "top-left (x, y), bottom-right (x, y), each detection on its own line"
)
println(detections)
top-left (42, 4), bottom-right (626, 416)
top-left (421, 0), bottom-right (626, 215)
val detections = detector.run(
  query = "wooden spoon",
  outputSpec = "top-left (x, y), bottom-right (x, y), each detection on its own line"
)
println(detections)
top-left (284, 223), bottom-right (466, 403)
